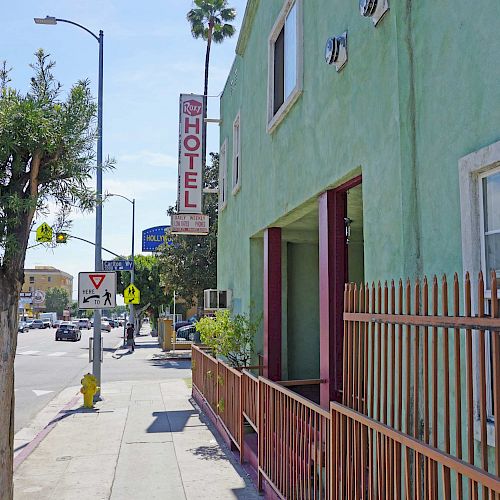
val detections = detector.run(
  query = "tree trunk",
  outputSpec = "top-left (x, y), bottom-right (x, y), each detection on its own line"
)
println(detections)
top-left (0, 271), bottom-right (21, 500)
top-left (202, 24), bottom-right (213, 185)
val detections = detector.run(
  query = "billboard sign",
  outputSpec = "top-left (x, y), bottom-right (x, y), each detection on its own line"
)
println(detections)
top-left (178, 94), bottom-right (204, 214)
top-left (142, 226), bottom-right (171, 252)
top-left (171, 214), bottom-right (209, 235)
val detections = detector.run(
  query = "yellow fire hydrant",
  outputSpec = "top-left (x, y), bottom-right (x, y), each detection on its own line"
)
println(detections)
top-left (80, 373), bottom-right (99, 408)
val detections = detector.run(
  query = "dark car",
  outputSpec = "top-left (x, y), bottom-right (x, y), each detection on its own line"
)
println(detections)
top-left (107, 319), bottom-right (118, 328)
top-left (174, 320), bottom-right (191, 332)
top-left (176, 324), bottom-right (197, 341)
top-left (55, 324), bottom-right (81, 341)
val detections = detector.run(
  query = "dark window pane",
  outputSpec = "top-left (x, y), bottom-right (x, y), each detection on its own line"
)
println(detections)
top-left (274, 27), bottom-right (285, 114)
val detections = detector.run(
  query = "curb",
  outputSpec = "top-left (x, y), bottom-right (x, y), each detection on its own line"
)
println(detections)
top-left (13, 394), bottom-right (81, 471)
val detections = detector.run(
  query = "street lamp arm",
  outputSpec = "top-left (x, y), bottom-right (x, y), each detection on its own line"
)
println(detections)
top-left (105, 192), bottom-right (134, 205)
top-left (55, 18), bottom-right (99, 41)
top-left (67, 235), bottom-right (125, 259)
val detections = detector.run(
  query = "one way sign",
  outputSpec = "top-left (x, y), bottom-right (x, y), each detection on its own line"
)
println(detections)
top-left (78, 272), bottom-right (117, 309)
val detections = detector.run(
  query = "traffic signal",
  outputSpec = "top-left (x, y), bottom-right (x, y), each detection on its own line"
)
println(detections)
top-left (55, 232), bottom-right (68, 243)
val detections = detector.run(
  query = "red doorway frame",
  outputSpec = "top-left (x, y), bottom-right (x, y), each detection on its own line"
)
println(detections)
top-left (319, 175), bottom-right (362, 408)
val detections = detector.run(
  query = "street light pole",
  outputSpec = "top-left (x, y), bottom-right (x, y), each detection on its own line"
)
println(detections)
top-left (105, 193), bottom-right (135, 341)
top-left (34, 16), bottom-right (104, 398)
top-left (130, 199), bottom-right (135, 331)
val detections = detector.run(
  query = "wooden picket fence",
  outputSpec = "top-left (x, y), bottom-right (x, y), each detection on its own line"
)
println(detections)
top-left (192, 272), bottom-right (500, 499)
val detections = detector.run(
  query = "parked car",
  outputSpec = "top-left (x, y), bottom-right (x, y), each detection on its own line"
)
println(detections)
top-left (18, 321), bottom-right (29, 333)
top-left (174, 320), bottom-right (191, 332)
top-left (42, 320), bottom-right (51, 329)
top-left (31, 319), bottom-right (45, 329)
top-left (53, 320), bottom-right (62, 329)
top-left (101, 322), bottom-right (112, 332)
top-left (55, 324), bottom-right (81, 341)
top-left (76, 318), bottom-right (91, 330)
top-left (25, 319), bottom-right (35, 328)
top-left (176, 324), bottom-right (197, 341)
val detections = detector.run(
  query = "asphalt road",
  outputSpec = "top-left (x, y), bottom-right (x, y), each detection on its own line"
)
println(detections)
top-left (14, 325), bottom-right (191, 433)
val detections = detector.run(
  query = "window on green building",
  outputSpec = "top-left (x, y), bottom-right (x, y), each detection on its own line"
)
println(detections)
top-left (268, 0), bottom-right (302, 132)
top-left (219, 139), bottom-right (228, 209)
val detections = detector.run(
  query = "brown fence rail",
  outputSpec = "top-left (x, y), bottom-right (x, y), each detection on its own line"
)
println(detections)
top-left (342, 271), bottom-right (500, 499)
top-left (192, 272), bottom-right (499, 499)
top-left (217, 362), bottom-right (243, 451)
top-left (242, 370), bottom-right (259, 431)
top-left (258, 377), bottom-right (331, 500)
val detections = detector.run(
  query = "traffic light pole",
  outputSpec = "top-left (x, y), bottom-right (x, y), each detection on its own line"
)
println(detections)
top-left (130, 199), bottom-right (136, 333)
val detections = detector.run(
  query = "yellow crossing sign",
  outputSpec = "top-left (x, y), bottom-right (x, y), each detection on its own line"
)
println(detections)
top-left (36, 223), bottom-right (53, 243)
top-left (124, 284), bottom-right (140, 304)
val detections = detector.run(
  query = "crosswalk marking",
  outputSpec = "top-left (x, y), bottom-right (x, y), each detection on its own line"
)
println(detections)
top-left (17, 350), bottom-right (40, 356)
top-left (48, 352), bottom-right (67, 357)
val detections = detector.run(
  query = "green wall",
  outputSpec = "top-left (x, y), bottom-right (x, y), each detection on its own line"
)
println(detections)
top-left (286, 242), bottom-right (319, 380)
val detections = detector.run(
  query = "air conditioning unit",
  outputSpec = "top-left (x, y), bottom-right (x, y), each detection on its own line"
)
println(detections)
top-left (325, 32), bottom-right (348, 72)
top-left (204, 289), bottom-right (232, 311)
top-left (359, 0), bottom-right (389, 26)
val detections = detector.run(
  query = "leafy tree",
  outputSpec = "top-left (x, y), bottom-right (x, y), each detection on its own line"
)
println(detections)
top-left (117, 255), bottom-right (167, 329)
top-left (187, 0), bottom-right (236, 168)
top-left (158, 153), bottom-right (218, 309)
top-left (44, 287), bottom-right (69, 317)
top-left (195, 309), bottom-right (259, 368)
top-left (187, 0), bottom-right (236, 100)
top-left (0, 51), bottom-right (101, 496)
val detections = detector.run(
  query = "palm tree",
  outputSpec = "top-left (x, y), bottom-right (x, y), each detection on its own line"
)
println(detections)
top-left (187, 0), bottom-right (236, 169)
top-left (187, 0), bottom-right (236, 100)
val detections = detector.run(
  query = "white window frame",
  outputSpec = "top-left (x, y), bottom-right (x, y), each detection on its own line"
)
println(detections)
top-left (232, 113), bottom-right (241, 195)
top-left (267, 0), bottom-right (303, 134)
top-left (459, 140), bottom-right (500, 446)
top-left (219, 139), bottom-right (228, 211)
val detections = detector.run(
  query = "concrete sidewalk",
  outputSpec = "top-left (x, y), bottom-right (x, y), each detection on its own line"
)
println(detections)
top-left (14, 357), bottom-right (260, 499)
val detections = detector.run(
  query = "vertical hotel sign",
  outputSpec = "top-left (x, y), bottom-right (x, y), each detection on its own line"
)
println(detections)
top-left (178, 94), bottom-right (204, 213)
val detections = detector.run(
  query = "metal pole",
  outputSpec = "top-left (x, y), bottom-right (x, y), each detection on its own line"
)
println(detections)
top-left (92, 29), bottom-right (104, 399)
top-left (130, 199), bottom-right (135, 334)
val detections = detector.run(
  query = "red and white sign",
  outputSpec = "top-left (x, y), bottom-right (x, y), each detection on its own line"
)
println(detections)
top-left (171, 214), bottom-right (209, 235)
top-left (178, 94), bottom-right (204, 214)
top-left (89, 274), bottom-right (106, 289)
top-left (78, 271), bottom-right (117, 309)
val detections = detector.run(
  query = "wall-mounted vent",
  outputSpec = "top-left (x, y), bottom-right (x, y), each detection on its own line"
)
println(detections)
top-left (204, 289), bottom-right (232, 311)
top-left (359, 0), bottom-right (389, 26)
top-left (325, 32), bottom-right (348, 72)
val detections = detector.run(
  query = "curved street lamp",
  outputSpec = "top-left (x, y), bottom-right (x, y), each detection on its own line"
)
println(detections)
top-left (106, 193), bottom-right (136, 333)
top-left (35, 15), bottom-right (104, 395)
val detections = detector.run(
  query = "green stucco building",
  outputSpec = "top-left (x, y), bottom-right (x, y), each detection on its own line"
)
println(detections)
top-left (215, 0), bottom-right (499, 484)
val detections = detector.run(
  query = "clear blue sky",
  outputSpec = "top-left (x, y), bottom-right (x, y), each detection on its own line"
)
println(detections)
top-left (2, 0), bottom-right (246, 299)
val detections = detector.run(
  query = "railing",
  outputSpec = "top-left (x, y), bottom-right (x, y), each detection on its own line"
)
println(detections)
top-left (242, 370), bottom-right (259, 431)
top-left (259, 377), bottom-right (331, 500)
top-left (217, 362), bottom-right (243, 451)
top-left (340, 271), bottom-right (500, 498)
top-left (192, 345), bottom-right (218, 414)
top-left (192, 272), bottom-right (500, 499)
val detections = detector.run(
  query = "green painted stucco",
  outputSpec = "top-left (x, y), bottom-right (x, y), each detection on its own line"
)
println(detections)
top-left (218, 0), bottom-right (500, 309)
top-left (216, 0), bottom-right (500, 476)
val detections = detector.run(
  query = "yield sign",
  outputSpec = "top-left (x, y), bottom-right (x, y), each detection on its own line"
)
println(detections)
top-left (89, 274), bottom-right (106, 289)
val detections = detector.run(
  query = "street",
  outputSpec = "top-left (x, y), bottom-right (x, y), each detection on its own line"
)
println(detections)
top-left (14, 325), bottom-right (191, 433)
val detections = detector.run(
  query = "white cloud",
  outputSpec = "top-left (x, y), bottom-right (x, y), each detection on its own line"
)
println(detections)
top-left (117, 150), bottom-right (177, 169)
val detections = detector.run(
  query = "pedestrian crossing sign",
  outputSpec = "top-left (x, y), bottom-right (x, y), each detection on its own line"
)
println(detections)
top-left (36, 223), bottom-right (53, 243)
top-left (124, 284), bottom-right (140, 304)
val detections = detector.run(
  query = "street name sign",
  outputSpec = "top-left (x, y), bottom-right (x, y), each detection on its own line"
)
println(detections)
top-left (124, 284), bottom-right (140, 304)
top-left (36, 223), bottom-right (53, 243)
top-left (78, 272), bottom-right (117, 309)
top-left (103, 260), bottom-right (134, 271)
top-left (171, 214), bottom-right (209, 235)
